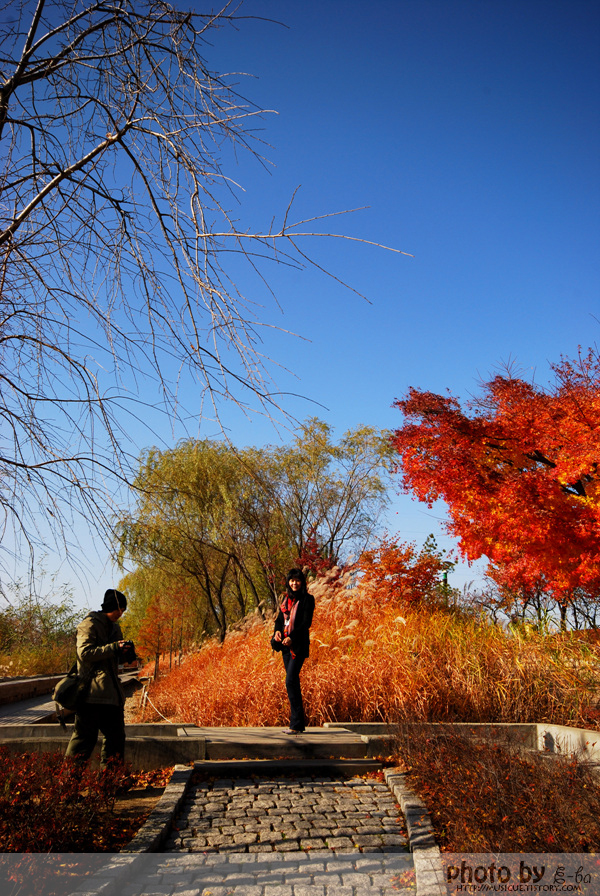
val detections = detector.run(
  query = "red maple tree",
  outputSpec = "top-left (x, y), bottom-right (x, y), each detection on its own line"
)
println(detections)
top-left (390, 349), bottom-right (600, 609)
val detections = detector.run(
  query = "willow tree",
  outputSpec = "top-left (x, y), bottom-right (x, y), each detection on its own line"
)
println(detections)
top-left (118, 420), bottom-right (391, 637)
top-left (0, 0), bottom-right (407, 575)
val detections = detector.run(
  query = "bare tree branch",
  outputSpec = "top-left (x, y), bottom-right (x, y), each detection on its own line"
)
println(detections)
top-left (0, 0), bottom-right (408, 577)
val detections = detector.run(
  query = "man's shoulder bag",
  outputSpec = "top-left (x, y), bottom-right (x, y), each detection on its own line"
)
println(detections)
top-left (53, 663), bottom-right (91, 713)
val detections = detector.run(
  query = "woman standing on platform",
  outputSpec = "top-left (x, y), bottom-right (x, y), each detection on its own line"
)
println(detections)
top-left (271, 568), bottom-right (315, 734)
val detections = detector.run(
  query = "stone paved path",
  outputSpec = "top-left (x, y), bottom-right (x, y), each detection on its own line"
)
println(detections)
top-left (122, 774), bottom-right (418, 895)
top-left (164, 773), bottom-right (411, 854)
top-left (119, 853), bottom-right (417, 896)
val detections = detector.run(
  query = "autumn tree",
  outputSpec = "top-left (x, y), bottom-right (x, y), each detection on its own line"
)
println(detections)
top-left (390, 350), bottom-right (600, 624)
top-left (119, 565), bottom-right (201, 672)
top-left (118, 441), bottom-right (248, 641)
top-left (118, 420), bottom-right (391, 638)
top-left (0, 0), bottom-right (407, 576)
top-left (267, 419), bottom-right (392, 564)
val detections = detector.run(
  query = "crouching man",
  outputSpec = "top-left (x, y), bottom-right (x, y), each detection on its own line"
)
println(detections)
top-left (66, 588), bottom-right (132, 767)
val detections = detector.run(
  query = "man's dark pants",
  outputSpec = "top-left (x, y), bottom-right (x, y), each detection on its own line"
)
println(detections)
top-left (66, 703), bottom-right (125, 765)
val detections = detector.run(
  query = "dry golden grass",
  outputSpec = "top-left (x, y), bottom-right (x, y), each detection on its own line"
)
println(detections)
top-left (0, 645), bottom-right (73, 677)
top-left (140, 577), bottom-right (600, 729)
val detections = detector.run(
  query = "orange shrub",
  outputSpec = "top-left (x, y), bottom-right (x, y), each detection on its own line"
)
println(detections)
top-left (398, 727), bottom-right (600, 852)
top-left (356, 535), bottom-right (449, 605)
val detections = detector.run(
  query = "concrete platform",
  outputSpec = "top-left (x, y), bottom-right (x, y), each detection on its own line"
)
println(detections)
top-left (176, 725), bottom-right (369, 759)
top-left (0, 723), bottom-right (388, 768)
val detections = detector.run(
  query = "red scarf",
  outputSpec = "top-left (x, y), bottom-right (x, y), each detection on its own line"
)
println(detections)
top-left (280, 594), bottom-right (300, 638)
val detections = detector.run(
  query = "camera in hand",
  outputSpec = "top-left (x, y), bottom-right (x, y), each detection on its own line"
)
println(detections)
top-left (118, 640), bottom-right (138, 664)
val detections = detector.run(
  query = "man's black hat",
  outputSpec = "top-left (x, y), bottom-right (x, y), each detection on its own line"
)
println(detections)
top-left (102, 589), bottom-right (127, 612)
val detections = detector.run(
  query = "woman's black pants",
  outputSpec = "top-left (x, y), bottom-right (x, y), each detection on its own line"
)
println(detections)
top-left (282, 651), bottom-right (306, 731)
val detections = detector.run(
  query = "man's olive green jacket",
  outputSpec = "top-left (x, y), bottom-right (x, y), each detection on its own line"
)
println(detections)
top-left (76, 611), bottom-right (125, 706)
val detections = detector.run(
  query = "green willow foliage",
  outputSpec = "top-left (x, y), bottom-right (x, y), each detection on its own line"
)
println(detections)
top-left (117, 419), bottom-right (391, 647)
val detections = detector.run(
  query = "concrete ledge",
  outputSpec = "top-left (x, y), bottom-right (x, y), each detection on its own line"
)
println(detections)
top-left (172, 725), bottom-right (367, 761)
top-left (361, 733), bottom-right (396, 757)
top-left (0, 722), bottom-right (182, 739)
top-left (2, 720), bottom-right (598, 772)
top-left (385, 768), bottom-right (445, 896)
top-left (324, 721), bottom-right (395, 736)
top-left (0, 724), bottom-right (368, 767)
top-left (333, 720), bottom-right (600, 758)
top-left (126, 736), bottom-right (206, 767)
top-left (192, 757), bottom-right (383, 777)
top-left (394, 721), bottom-right (539, 750)
top-left (0, 735), bottom-right (206, 769)
top-left (537, 723), bottom-right (600, 761)
top-left (0, 675), bottom-right (63, 706)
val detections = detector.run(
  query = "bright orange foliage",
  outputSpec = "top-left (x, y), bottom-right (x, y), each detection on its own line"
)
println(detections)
top-left (391, 349), bottom-right (600, 601)
top-left (133, 586), bottom-right (198, 670)
top-left (357, 535), bottom-right (450, 605)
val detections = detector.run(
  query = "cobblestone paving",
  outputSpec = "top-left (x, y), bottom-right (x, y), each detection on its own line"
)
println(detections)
top-left (120, 853), bottom-right (417, 896)
top-left (164, 774), bottom-right (411, 855)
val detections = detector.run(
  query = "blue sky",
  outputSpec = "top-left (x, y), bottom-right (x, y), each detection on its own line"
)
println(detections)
top-left (198, 0), bottom-right (598, 436)
top-left (21, 0), bottom-right (600, 607)
top-left (190, 0), bottom-right (599, 592)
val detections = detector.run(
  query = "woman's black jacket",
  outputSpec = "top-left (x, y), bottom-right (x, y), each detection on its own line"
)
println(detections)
top-left (271, 592), bottom-right (315, 659)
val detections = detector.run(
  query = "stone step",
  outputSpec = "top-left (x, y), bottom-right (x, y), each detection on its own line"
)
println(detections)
top-left (190, 757), bottom-right (384, 776)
